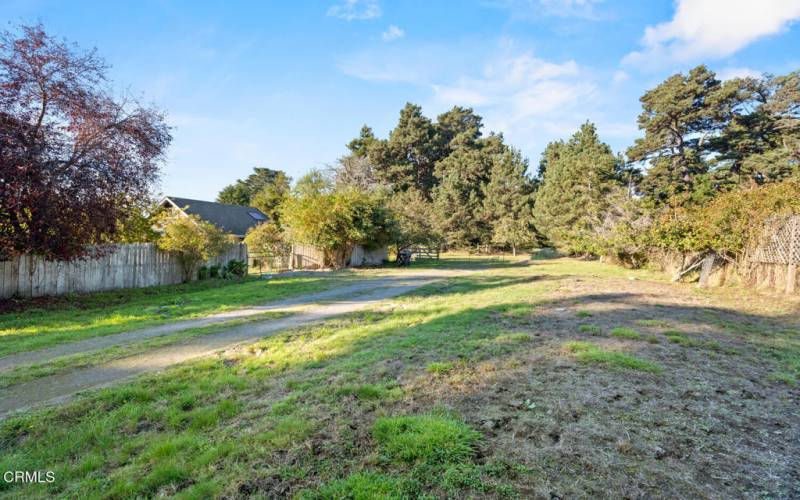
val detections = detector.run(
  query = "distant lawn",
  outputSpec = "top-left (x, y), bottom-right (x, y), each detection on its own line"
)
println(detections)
top-left (0, 272), bottom-right (365, 357)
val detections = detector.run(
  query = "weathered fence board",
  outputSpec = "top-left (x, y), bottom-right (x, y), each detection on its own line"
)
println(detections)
top-left (0, 243), bottom-right (247, 299)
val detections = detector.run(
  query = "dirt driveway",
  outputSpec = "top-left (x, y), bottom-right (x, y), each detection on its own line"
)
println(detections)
top-left (0, 268), bottom-right (465, 418)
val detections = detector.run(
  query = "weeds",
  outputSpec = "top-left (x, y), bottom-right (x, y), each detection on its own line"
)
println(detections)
top-left (610, 327), bottom-right (643, 340)
top-left (564, 341), bottom-right (662, 373)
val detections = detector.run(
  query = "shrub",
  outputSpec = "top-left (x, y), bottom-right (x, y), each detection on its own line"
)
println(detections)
top-left (155, 211), bottom-right (232, 282)
top-left (225, 259), bottom-right (247, 278)
top-left (243, 222), bottom-right (289, 258)
top-left (281, 171), bottom-right (399, 268)
top-left (208, 264), bottom-right (221, 279)
top-left (197, 266), bottom-right (210, 280)
top-left (647, 179), bottom-right (800, 263)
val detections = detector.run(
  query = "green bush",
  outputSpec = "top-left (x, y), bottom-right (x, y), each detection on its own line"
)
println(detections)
top-left (225, 259), bottom-right (247, 278)
top-left (155, 211), bottom-right (232, 282)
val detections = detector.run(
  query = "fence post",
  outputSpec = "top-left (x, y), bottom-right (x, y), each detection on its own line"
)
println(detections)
top-left (787, 219), bottom-right (798, 294)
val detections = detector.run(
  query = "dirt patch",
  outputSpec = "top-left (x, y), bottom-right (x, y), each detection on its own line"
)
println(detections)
top-left (395, 275), bottom-right (800, 498)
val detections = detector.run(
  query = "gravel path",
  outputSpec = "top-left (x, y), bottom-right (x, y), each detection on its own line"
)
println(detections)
top-left (0, 271), bottom-right (455, 418)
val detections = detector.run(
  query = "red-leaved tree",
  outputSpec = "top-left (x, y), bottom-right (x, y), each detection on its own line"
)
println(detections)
top-left (0, 25), bottom-right (171, 260)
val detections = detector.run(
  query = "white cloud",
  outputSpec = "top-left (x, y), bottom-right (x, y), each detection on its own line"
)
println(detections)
top-left (327, 0), bottom-right (381, 21)
top-left (624, 0), bottom-right (800, 66)
top-left (381, 25), bottom-right (405, 41)
top-left (717, 66), bottom-right (762, 80)
top-left (612, 70), bottom-right (628, 84)
top-left (430, 53), bottom-right (587, 124)
top-left (338, 41), bottom-right (622, 165)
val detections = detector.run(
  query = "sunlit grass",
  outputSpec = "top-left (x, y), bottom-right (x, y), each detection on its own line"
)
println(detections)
top-left (0, 272), bottom-right (369, 356)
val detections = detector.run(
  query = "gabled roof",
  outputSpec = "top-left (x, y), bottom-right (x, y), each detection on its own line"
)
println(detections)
top-left (162, 196), bottom-right (268, 237)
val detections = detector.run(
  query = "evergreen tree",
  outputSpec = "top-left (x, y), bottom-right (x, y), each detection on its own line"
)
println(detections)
top-left (435, 106), bottom-right (483, 151)
top-left (431, 144), bottom-right (496, 247)
top-left (534, 122), bottom-right (622, 254)
top-left (627, 65), bottom-right (726, 205)
top-left (712, 72), bottom-right (800, 186)
top-left (217, 167), bottom-right (291, 208)
top-left (366, 103), bottom-right (441, 196)
top-left (346, 125), bottom-right (377, 158)
top-left (250, 171), bottom-right (291, 225)
top-left (482, 148), bottom-right (538, 254)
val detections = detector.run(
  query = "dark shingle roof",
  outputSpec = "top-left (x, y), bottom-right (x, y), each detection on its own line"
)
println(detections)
top-left (163, 197), bottom-right (268, 237)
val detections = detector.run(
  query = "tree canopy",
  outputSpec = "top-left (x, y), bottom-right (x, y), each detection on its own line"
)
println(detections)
top-left (280, 171), bottom-right (399, 267)
top-left (0, 25), bottom-right (171, 260)
top-left (535, 122), bottom-right (623, 254)
top-left (341, 104), bottom-right (537, 252)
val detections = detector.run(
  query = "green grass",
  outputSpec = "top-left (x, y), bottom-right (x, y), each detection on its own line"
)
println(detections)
top-left (0, 312), bottom-right (288, 388)
top-left (427, 361), bottom-right (455, 374)
top-left (662, 330), bottom-right (730, 353)
top-left (372, 414), bottom-right (482, 465)
top-left (579, 324), bottom-right (602, 335)
top-left (1, 254), bottom-right (795, 498)
top-left (575, 310), bottom-right (593, 318)
top-left (334, 383), bottom-right (403, 401)
top-left (564, 341), bottom-right (662, 373)
top-left (494, 332), bottom-right (532, 343)
top-left (304, 472), bottom-right (408, 499)
top-left (0, 270), bottom-right (382, 357)
top-left (610, 327), bottom-right (643, 340)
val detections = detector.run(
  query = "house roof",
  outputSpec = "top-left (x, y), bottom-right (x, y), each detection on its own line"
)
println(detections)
top-left (163, 196), bottom-right (268, 237)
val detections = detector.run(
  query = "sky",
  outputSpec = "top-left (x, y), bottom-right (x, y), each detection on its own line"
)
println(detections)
top-left (3, 0), bottom-right (800, 200)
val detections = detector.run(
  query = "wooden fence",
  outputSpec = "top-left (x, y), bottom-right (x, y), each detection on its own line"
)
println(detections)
top-left (410, 246), bottom-right (440, 260)
top-left (749, 215), bottom-right (800, 294)
top-left (0, 243), bottom-right (247, 299)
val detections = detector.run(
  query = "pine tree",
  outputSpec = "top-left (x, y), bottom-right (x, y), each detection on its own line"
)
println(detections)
top-left (712, 72), bottom-right (800, 187)
top-left (482, 148), bottom-right (537, 254)
top-left (431, 146), bottom-right (494, 247)
top-left (534, 122), bottom-right (622, 254)
top-left (366, 103), bottom-right (441, 196)
top-left (627, 65), bottom-right (726, 205)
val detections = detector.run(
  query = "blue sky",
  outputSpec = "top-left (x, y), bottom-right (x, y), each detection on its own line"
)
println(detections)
top-left (3, 0), bottom-right (800, 200)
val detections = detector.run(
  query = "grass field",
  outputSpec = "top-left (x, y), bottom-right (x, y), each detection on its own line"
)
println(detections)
top-left (0, 270), bottom-right (379, 357)
top-left (1, 255), bottom-right (798, 498)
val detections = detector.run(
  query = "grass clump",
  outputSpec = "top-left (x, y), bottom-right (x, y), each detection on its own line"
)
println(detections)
top-left (335, 384), bottom-right (402, 401)
top-left (662, 330), bottom-right (729, 352)
top-left (564, 341), bottom-right (662, 373)
top-left (256, 416), bottom-right (315, 449)
top-left (304, 472), bottom-right (407, 499)
top-left (494, 332), bottom-right (532, 343)
top-left (372, 414), bottom-right (481, 465)
top-left (427, 361), bottom-right (455, 374)
top-left (578, 324), bottom-right (602, 336)
top-left (636, 319), bottom-right (670, 328)
top-left (575, 310), bottom-right (593, 318)
top-left (767, 372), bottom-right (797, 385)
top-left (610, 327), bottom-right (643, 340)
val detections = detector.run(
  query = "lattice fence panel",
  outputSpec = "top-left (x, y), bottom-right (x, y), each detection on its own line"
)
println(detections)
top-left (751, 216), bottom-right (800, 264)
